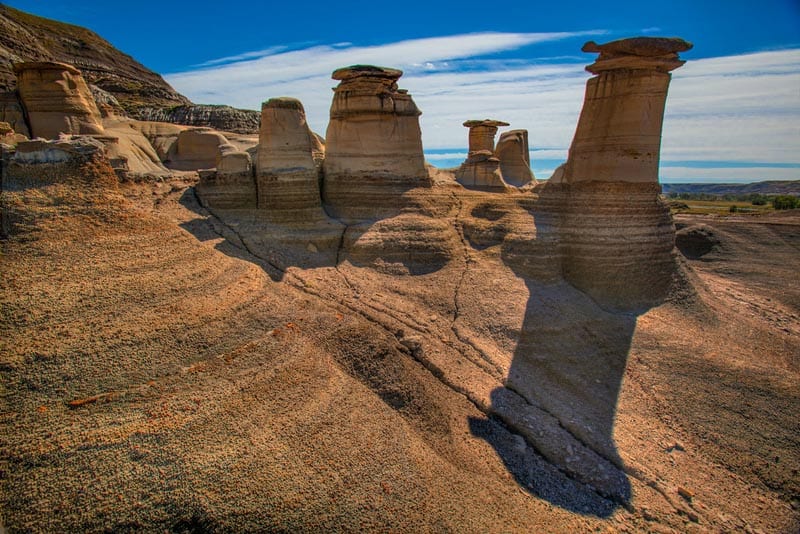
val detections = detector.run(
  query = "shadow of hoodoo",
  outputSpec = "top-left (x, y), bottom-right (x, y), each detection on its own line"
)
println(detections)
top-left (471, 36), bottom-right (692, 511)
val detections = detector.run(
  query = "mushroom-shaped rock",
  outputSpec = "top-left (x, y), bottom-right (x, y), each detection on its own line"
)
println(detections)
top-left (464, 119), bottom-right (509, 154)
top-left (455, 119), bottom-right (511, 191)
top-left (13, 62), bottom-right (104, 139)
top-left (549, 36), bottom-right (691, 310)
top-left (323, 65), bottom-right (429, 221)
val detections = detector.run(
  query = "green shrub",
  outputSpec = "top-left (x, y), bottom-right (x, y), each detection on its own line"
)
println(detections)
top-left (772, 195), bottom-right (800, 210)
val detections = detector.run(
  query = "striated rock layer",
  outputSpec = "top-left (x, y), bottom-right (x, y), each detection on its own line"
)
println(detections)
top-left (13, 61), bottom-right (104, 139)
top-left (256, 97), bottom-right (325, 221)
top-left (545, 36), bottom-right (692, 310)
top-left (323, 65), bottom-right (429, 221)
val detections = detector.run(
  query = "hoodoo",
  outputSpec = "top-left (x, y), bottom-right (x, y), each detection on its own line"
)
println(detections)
top-left (322, 65), bottom-right (429, 221)
top-left (455, 119), bottom-right (509, 190)
top-left (550, 36), bottom-right (693, 310)
top-left (256, 97), bottom-right (325, 221)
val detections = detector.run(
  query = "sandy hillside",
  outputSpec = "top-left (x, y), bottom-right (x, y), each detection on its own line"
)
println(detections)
top-left (1, 174), bottom-right (798, 532)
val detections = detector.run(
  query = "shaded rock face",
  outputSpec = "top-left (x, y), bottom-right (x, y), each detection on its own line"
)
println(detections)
top-left (323, 65), bottom-right (429, 221)
top-left (496, 130), bottom-right (535, 187)
top-left (195, 143), bottom-right (256, 209)
top-left (13, 61), bottom-right (104, 139)
top-left (256, 97), bottom-right (324, 221)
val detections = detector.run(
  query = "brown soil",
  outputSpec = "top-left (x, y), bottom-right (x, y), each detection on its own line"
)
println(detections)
top-left (1, 178), bottom-right (798, 532)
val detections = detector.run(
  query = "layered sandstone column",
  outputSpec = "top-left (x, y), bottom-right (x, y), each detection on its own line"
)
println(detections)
top-left (323, 65), bottom-right (428, 221)
top-left (455, 119), bottom-right (509, 190)
top-left (554, 37), bottom-right (692, 310)
top-left (257, 97), bottom-right (324, 221)
top-left (496, 129), bottom-right (536, 187)
top-left (13, 62), bottom-right (104, 139)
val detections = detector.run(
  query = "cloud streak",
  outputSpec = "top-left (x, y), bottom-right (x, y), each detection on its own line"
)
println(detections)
top-left (166, 34), bottom-right (800, 183)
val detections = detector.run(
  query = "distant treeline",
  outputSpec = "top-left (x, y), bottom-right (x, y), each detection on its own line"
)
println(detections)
top-left (666, 192), bottom-right (800, 210)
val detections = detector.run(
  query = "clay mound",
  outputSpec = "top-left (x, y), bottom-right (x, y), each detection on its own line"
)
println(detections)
top-left (675, 223), bottom-right (722, 259)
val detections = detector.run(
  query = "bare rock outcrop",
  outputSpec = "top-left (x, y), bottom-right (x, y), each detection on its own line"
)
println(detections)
top-left (1, 135), bottom-right (116, 190)
top-left (544, 36), bottom-right (692, 310)
top-left (166, 127), bottom-right (229, 171)
top-left (496, 129), bottom-right (536, 187)
top-left (195, 143), bottom-right (256, 209)
top-left (13, 61), bottom-right (104, 139)
top-left (255, 97), bottom-right (324, 220)
top-left (323, 65), bottom-right (429, 221)
top-left (455, 120), bottom-right (509, 190)
top-left (136, 104), bottom-right (261, 135)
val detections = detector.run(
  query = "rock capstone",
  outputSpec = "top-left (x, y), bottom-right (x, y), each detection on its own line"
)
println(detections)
top-left (323, 65), bottom-right (429, 221)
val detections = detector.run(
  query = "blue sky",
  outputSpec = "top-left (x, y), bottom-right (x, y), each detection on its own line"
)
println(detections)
top-left (5, 0), bottom-right (800, 183)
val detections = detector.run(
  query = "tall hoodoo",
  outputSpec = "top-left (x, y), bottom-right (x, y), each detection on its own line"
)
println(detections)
top-left (553, 37), bottom-right (692, 310)
top-left (561, 37), bottom-right (692, 184)
top-left (496, 129), bottom-right (536, 187)
top-left (322, 65), bottom-right (428, 221)
top-left (13, 62), bottom-right (105, 139)
top-left (256, 97), bottom-right (324, 221)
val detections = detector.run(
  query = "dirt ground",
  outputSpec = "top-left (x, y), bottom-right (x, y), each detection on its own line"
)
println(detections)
top-left (1, 176), bottom-right (798, 532)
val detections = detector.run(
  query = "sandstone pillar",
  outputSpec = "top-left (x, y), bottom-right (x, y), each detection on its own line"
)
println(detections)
top-left (13, 62), bottom-right (104, 139)
top-left (562, 37), bottom-right (692, 184)
top-left (465, 119), bottom-right (507, 155)
top-left (323, 65), bottom-right (428, 221)
top-left (257, 97), bottom-right (323, 221)
top-left (455, 119), bottom-right (509, 190)
top-left (555, 37), bottom-right (692, 310)
top-left (496, 129), bottom-right (536, 187)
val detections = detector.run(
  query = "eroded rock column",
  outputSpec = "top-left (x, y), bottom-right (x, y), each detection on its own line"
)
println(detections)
top-left (257, 97), bottom-right (324, 221)
top-left (496, 129), bottom-right (536, 187)
top-left (323, 65), bottom-right (428, 221)
top-left (455, 119), bottom-right (509, 190)
top-left (13, 62), bottom-right (104, 139)
top-left (553, 37), bottom-right (692, 310)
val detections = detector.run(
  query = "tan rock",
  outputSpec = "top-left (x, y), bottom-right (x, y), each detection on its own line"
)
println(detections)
top-left (562, 37), bottom-right (693, 184)
top-left (0, 120), bottom-right (28, 147)
top-left (496, 129), bottom-right (536, 187)
top-left (167, 127), bottom-right (229, 170)
top-left (217, 143), bottom-right (251, 175)
top-left (547, 36), bottom-right (692, 310)
top-left (13, 62), bottom-right (104, 139)
top-left (323, 65), bottom-right (429, 221)
top-left (455, 120), bottom-right (510, 190)
top-left (256, 97), bottom-right (324, 221)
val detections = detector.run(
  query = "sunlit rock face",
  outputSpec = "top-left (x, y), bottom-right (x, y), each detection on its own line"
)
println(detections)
top-left (496, 129), bottom-right (536, 188)
top-left (322, 65), bottom-right (429, 221)
top-left (256, 97), bottom-right (325, 221)
top-left (546, 36), bottom-right (693, 310)
top-left (13, 61), bottom-right (104, 139)
top-left (455, 120), bottom-right (510, 190)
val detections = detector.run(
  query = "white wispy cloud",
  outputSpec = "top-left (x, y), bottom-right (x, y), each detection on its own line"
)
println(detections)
top-left (166, 34), bottom-right (800, 183)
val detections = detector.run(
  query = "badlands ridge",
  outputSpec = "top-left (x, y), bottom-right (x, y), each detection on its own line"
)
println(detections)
top-left (1, 25), bottom-right (798, 534)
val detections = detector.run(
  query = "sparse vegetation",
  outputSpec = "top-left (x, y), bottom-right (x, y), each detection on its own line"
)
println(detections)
top-left (772, 195), bottom-right (800, 210)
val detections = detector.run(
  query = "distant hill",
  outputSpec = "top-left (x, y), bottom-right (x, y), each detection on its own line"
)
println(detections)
top-left (0, 5), bottom-right (260, 133)
top-left (662, 180), bottom-right (800, 196)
